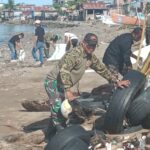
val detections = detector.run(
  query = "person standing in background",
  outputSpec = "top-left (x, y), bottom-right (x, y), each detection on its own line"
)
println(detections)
top-left (32, 20), bottom-right (45, 67)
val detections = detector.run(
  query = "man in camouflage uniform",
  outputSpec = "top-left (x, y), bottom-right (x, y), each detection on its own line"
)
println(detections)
top-left (44, 33), bottom-right (130, 139)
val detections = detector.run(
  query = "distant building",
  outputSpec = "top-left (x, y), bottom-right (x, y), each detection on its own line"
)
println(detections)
top-left (0, 3), bottom-right (4, 10)
top-left (53, 0), bottom-right (74, 4)
top-left (82, 2), bottom-right (108, 21)
top-left (15, 4), bottom-right (55, 20)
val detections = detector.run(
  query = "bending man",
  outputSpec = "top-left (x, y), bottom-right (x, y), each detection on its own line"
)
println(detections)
top-left (44, 33), bottom-right (130, 139)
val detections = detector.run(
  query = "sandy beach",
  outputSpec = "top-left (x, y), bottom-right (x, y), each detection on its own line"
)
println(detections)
top-left (0, 21), bottom-right (132, 149)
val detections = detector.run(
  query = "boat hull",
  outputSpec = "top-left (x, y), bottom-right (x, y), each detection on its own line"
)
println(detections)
top-left (111, 13), bottom-right (144, 26)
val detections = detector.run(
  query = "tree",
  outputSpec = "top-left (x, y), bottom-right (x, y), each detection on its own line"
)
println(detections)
top-left (5, 0), bottom-right (15, 10)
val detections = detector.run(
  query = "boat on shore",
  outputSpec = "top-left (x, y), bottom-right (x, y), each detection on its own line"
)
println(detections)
top-left (110, 13), bottom-right (144, 26)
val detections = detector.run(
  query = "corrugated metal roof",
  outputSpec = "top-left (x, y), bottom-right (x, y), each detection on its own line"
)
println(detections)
top-left (83, 2), bottom-right (107, 9)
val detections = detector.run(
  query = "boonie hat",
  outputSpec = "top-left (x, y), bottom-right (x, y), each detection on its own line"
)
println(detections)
top-left (84, 33), bottom-right (98, 47)
top-left (34, 20), bottom-right (41, 24)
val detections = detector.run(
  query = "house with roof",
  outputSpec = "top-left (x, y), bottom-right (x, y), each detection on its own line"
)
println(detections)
top-left (82, 2), bottom-right (108, 21)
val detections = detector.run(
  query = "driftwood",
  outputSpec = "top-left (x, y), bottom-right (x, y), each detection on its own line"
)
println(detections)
top-left (4, 130), bottom-right (45, 145)
top-left (0, 141), bottom-right (46, 150)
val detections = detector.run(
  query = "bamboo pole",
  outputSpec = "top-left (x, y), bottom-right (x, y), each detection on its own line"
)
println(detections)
top-left (141, 52), bottom-right (150, 75)
top-left (135, 2), bottom-right (147, 70)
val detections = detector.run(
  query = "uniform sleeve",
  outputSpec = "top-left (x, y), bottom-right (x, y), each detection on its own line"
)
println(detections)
top-left (59, 49), bottom-right (80, 89)
top-left (90, 54), bottom-right (118, 83)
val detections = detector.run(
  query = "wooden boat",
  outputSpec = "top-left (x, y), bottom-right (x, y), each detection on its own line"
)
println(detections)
top-left (110, 13), bottom-right (144, 26)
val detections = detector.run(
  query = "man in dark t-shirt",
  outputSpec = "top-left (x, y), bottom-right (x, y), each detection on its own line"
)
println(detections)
top-left (103, 27), bottom-right (142, 77)
top-left (32, 19), bottom-right (45, 67)
top-left (8, 33), bottom-right (24, 61)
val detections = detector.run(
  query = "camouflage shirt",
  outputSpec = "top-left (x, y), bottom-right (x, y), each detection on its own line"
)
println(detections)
top-left (47, 45), bottom-right (118, 90)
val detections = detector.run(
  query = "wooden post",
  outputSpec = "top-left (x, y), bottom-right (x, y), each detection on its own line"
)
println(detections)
top-left (135, 2), bottom-right (147, 70)
top-left (135, 20), bottom-right (146, 70)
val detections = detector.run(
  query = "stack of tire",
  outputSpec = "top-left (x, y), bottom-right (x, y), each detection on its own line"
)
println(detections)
top-left (45, 70), bottom-right (150, 150)
top-left (104, 70), bottom-right (150, 133)
top-left (44, 125), bottom-right (92, 150)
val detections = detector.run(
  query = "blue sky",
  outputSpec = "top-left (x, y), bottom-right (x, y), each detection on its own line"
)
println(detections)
top-left (2, 0), bottom-right (52, 6)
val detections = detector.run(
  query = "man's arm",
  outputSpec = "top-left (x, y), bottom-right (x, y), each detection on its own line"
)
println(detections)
top-left (15, 42), bottom-right (23, 49)
top-left (90, 54), bottom-right (130, 88)
top-left (64, 35), bottom-right (68, 44)
top-left (59, 49), bottom-right (80, 100)
top-left (123, 49), bottom-right (133, 70)
top-left (90, 54), bottom-right (119, 82)
top-left (32, 36), bottom-right (37, 48)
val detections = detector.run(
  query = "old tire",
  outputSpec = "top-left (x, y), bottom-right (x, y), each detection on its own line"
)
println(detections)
top-left (45, 125), bottom-right (91, 150)
top-left (127, 87), bottom-right (150, 126)
top-left (104, 70), bottom-right (145, 134)
top-left (62, 138), bottom-right (89, 150)
top-left (142, 115), bottom-right (150, 129)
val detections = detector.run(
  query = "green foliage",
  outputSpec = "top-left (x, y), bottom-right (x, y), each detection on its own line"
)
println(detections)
top-left (53, 3), bottom-right (63, 11)
top-left (4, 0), bottom-right (15, 10)
top-left (53, 0), bottom-right (87, 10)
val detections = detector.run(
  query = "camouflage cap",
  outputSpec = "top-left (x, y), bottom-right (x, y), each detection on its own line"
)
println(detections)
top-left (83, 33), bottom-right (98, 47)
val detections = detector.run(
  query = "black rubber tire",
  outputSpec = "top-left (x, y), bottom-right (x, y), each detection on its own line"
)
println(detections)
top-left (127, 87), bottom-right (150, 126)
top-left (127, 100), bottom-right (150, 126)
top-left (79, 101), bottom-right (105, 110)
top-left (44, 125), bottom-right (91, 150)
top-left (62, 138), bottom-right (89, 150)
top-left (123, 125), bottom-right (143, 134)
top-left (142, 114), bottom-right (150, 129)
top-left (104, 70), bottom-right (146, 134)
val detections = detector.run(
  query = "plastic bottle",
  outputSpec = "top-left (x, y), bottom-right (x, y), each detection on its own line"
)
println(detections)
top-left (139, 136), bottom-right (146, 150)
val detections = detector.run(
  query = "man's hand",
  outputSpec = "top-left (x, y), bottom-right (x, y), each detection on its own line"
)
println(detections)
top-left (116, 80), bottom-right (130, 88)
top-left (66, 90), bottom-right (77, 101)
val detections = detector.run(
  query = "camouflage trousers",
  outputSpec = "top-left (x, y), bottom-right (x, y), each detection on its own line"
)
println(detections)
top-left (44, 78), bottom-right (66, 125)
